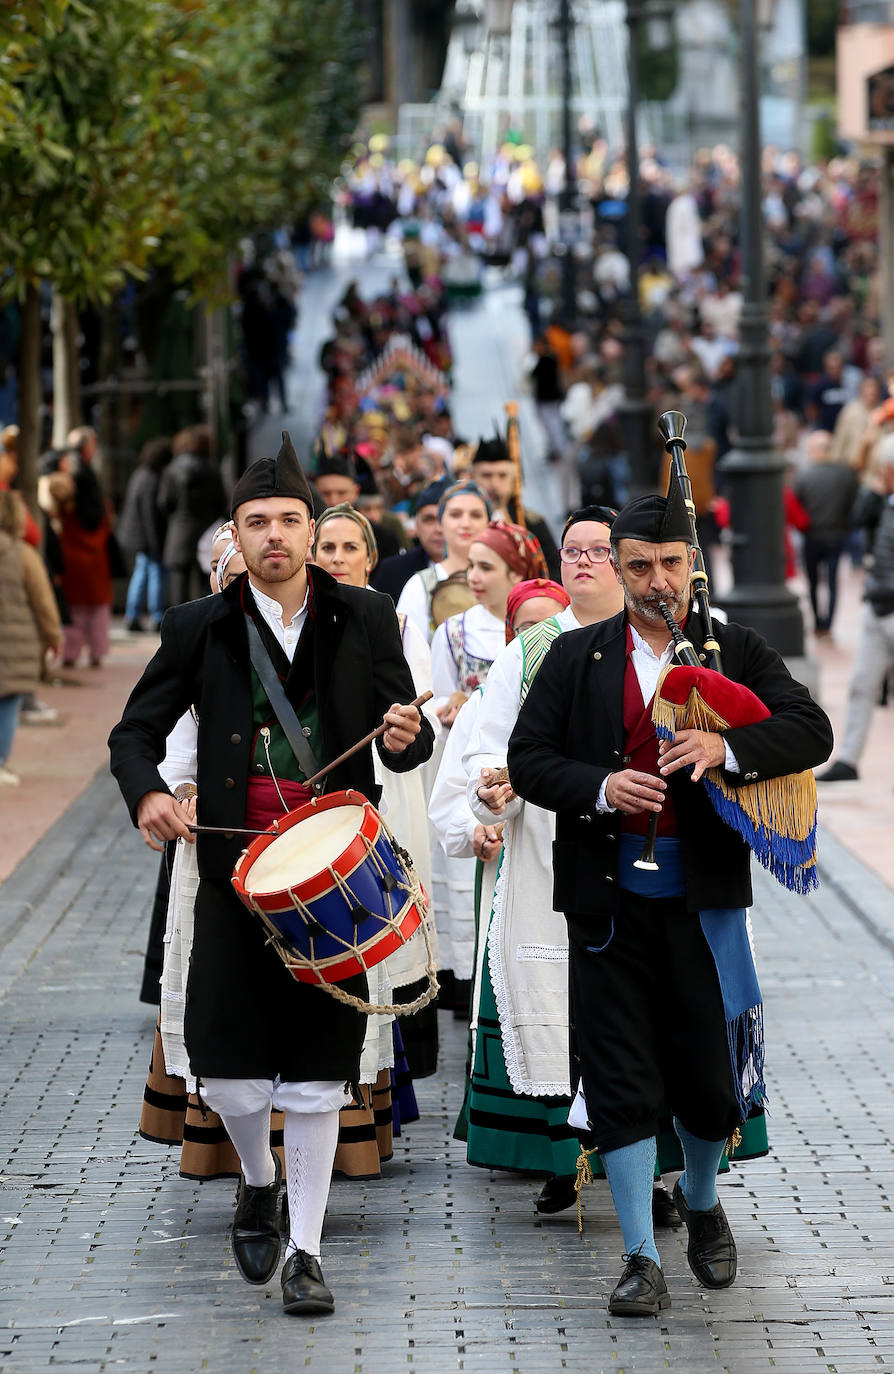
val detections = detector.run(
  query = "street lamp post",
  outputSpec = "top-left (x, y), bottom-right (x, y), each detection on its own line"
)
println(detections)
top-left (716, 0), bottom-right (805, 656)
top-left (557, 0), bottom-right (578, 325)
top-left (618, 0), bottom-right (658, 494)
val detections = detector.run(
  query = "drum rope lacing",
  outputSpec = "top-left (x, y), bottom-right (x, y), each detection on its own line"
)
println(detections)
top-left (249, 810), bottom-right (439, 1017)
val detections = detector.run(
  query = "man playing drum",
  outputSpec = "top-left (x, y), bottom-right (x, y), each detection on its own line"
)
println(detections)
top-left (109, 432), bottom-right (433, 1317)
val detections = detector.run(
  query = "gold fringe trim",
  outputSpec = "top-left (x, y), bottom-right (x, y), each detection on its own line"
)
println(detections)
top-left (652, 679), bottom-right (818, 858)
top-left (575, 1146), bottom-right (599, 1236)
top-left (726, 1127), bottom-right (742, 1158)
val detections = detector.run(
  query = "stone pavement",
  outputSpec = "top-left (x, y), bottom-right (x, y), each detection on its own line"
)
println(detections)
top-left (3, 259), bottom-right (894, 1371)
top-left (2, 771), bottom-right (894, 1373)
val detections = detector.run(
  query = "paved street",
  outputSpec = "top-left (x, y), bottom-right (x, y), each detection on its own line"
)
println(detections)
top-left (2, 259), bottom-right (894, 1371)
top-left (2, 774), bottom-right (894, 1372)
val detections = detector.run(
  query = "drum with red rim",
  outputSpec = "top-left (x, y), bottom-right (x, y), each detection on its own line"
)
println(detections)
top-left (231, 790), bottom-right (425, 984)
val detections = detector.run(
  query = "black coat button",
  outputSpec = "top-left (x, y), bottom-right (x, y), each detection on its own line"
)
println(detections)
top-left (256, 763), bottom-right (264, 773)
top-left (224, 777), bottom-right (235, 789)
top-left (230, 733), bottom-right (241, 745)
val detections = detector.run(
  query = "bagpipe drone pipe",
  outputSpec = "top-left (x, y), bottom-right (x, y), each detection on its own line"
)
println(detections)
top-left (635, 411), bottom-right (818, 893)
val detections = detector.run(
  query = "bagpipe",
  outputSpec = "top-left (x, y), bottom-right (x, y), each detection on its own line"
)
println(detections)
top-left (635, 411), bottom-right (819, 893)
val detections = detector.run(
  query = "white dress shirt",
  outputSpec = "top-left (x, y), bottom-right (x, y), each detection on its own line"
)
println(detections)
top-left (248, 580), bottom-right (309, 664)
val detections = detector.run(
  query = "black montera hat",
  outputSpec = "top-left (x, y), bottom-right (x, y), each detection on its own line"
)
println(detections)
top-left (231, 431), bottom-right (315, 516)
top-left (611, 476), bottom-right (691, 544)
top-left (472, 436), bottom-right (511, 464)
top-left (314, 452), bottom-right (358, 481)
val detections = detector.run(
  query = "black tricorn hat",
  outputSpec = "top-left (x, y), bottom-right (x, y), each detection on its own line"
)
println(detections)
top-left (231, 431), bottom-right (315, 517)
top-left (612, 473), bottom-right (691, 544)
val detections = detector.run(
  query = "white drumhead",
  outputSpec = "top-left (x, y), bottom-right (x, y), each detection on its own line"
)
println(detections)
top-left (246, 804), bottom-right (366, 894)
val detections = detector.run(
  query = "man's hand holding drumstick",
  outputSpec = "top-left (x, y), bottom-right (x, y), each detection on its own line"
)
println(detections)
top-left (136, 790), bottom-right (197, 851)
top-left (381, 702), bottom-right (423, 754)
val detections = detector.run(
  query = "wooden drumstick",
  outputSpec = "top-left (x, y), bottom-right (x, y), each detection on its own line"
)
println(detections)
top-left (188, 692), bottom-right (434, 834)
top-left (187, 823), bottom-right (274, 837)
top-left (303, 691), bottom-right (433, 790)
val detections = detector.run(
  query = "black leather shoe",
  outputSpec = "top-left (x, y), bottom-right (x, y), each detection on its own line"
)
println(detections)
top-left (672, 1179), bottom-right (737, 1288)
top-left (436, 969), bottom-right (456, 1011)
top-left (452, 977), bottom-right (471, 1020)
top-left (608, 1253), bottom-right (670, 1316)
top-left (535, 1174), bottom-right (578, 1214)
top-left (232, 1154), bottom-right (283, 1285)
top-left (651, 1182), bottom-right (680, 1228)
top-left (281, 1249), bottom-right (335, 1315)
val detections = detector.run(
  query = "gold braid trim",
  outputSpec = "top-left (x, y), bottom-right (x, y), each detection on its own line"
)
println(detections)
top-left (651, 680), bottom-right (818, 862)
top-left (575, 1146), bottom-right (599, 1236)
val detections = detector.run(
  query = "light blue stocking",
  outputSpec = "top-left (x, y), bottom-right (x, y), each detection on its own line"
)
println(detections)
top-left (674, 1117), bottom-right (728, 1211)
top-left (601, 1137), bottom-right (660, 1265)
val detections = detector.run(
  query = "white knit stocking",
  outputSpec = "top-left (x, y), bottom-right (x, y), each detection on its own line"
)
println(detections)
top-left (283, 1108), bottom-right (340, 1259)
top-left (217, 1106), bottom-right (276, 1188)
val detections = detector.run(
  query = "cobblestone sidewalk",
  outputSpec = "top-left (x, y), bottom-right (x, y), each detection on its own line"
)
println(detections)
top-left (2, 769), bottom-right (894, 1373)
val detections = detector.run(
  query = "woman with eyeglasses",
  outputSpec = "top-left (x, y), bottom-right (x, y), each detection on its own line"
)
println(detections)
top-left (456, 506), bottom-right (629, 1208)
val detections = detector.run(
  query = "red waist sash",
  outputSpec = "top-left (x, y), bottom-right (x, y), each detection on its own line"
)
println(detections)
top-left (244, 776), bottom-right (313, 831)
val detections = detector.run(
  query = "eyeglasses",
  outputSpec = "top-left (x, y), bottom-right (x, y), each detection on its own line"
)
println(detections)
top-left (559, 544), bottom-right (611, 565)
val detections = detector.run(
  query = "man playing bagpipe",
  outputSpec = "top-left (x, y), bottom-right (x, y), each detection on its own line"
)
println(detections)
top-left (507, 476), bottom-right (833, 1316)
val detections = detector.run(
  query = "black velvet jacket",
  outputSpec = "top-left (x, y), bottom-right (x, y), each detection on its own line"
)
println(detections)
top-left (108, 564), bottom-right (435, 1082)
top-left (508, 609), bottom-right (833, 919)
top-left (109, 563), bottom-right (434, 885)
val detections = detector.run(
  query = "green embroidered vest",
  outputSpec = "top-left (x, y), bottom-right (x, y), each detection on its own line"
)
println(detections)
top-left (249, 665), bottom-right (323, 784)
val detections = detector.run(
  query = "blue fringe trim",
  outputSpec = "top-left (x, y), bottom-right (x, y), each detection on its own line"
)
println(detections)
top-left (655, 719), bottom-right (818, 893)
top-left (703, 778), bottom-right (819, 894)
top-left (729, 1003), bottom-right (767, 1121)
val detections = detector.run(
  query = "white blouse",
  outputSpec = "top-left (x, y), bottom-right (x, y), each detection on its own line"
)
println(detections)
top-left (430, 601), bottom-right (506, 701)
top-left (395, 563), bottom-right (448, 643)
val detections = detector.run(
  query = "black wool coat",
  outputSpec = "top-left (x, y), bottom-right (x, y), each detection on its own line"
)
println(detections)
top-left (507, 609), bottom-right (833, 921)
top-left (109, 564), bottom-right (435, 1081)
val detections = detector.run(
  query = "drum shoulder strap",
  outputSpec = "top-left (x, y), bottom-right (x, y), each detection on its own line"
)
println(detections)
top-left (244, 613), bottom-right (322, 791)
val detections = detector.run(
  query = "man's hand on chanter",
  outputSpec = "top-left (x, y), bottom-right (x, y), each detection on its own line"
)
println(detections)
top-left (658, 729), bottom-right (726, 783)
top-left (604, 769), bottom-right (666, 815)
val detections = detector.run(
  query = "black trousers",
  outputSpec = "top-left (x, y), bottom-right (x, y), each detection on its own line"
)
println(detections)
top-left (567, 892), bottom-right (741, 1154)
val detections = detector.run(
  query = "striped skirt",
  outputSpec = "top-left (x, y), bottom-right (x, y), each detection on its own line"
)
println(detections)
top-left (139, 1020), bottom-right (419, 1181)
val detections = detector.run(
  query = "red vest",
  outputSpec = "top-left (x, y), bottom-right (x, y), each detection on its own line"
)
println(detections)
top-left (620, 625), bottom-right (678, 838)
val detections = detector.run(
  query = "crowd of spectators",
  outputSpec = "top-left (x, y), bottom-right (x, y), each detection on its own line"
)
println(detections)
top-left (3, 128), bottom-right (893, 790)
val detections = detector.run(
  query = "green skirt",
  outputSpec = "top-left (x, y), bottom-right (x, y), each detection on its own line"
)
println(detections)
top-left (455, 899), bottom-right (768, 1178)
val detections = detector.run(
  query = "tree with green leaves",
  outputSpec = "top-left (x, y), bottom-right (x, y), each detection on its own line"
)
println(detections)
top-left (0, 0), bottom-right (364, 509)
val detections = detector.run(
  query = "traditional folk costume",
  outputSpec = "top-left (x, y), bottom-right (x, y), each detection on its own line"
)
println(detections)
top-left (138, 700), bottom-right (423, 1183)
top-left (376, 610), bottom-right (441, 1081)
top-left (508, 492), bottom-right (833, 1314)
top-left (396, 480), bottom-right (493, 1008)
top-left (427, 521), bottom-right (548, 1001)
top-left (462, 596), bottom-right (771, 1187)
top-left (461, 604), bottom-right (581, 1179)
top-left (429, 602), bottom-right (504, 991)
top-left (111, 434), bottom-right (434, 1314)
